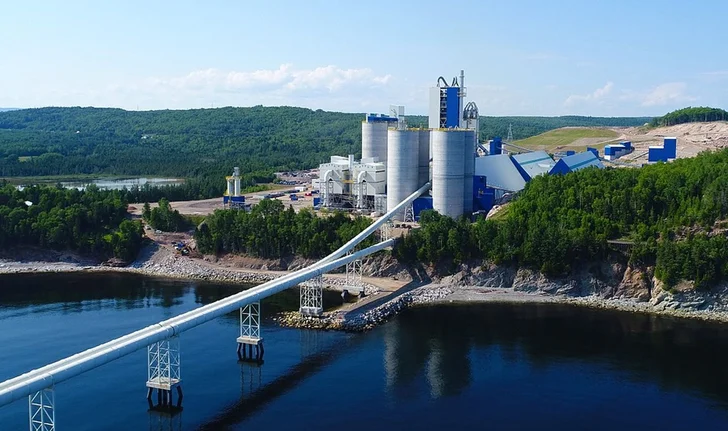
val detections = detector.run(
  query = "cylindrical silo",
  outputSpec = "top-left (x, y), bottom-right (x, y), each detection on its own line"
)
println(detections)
top-left (463, 130), bottom-right (476, 214)
top-left (432, 130), bottom-right (465, 218)
top-left (418, 129), bottom-right (430, 187)
top-left (387, 129), bottom-right (420, 219)
top-left (362, 121), bottom-right (388, 163)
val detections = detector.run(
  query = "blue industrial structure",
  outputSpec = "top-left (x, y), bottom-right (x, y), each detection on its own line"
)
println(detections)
top-left (550, 151), bottom-right (604, 175)
top-left (511, 151), bottom-right (555, 180)
top-left (604, 141), bottom-right (633, 160)
top-left (473, 176), bottom-right (495, 213)
top-left (586, 147), bottom-right (599, 157)
top-left (566, 150), bottom-right (576, 156)
top-left (412, 196), bottom-right (434, 220)
top-left (365, 113), bottom-right (398, 123)
top-left (648, 137), bottom-right (677, 162)
top-left (488, 137), bottom-right (503, 155)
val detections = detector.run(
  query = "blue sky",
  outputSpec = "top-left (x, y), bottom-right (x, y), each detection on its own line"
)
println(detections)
top-left (2, 0), bottom-right (727, 116)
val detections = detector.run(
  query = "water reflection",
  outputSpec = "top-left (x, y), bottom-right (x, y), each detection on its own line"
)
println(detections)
top-left (384, 303), bottom-right (728, 406)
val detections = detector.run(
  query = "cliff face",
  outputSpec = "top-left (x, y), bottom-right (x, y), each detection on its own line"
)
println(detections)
top-left (363, 253), bottom-right (728, 314)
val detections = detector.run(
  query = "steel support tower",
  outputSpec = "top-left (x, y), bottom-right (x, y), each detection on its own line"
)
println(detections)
top-left (237, 301), bottom-right (264, 361)
top-left (29, 388), bottom-right (54, 431)
top-left (146, 337), bottom-right (182, 407)
top-left (299, 275), bottom-right (323, 316)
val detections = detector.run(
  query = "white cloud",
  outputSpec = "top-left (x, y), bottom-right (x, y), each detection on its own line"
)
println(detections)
top-left (564, 82), bottom-right (614, 106)
top-left (146, 64), bottom-right (391, 96)
top-left (641, 82), bottom-right (695, 107)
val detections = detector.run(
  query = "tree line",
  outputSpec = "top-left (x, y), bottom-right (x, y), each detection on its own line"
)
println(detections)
top-left (394, 148), bottom-right (728, 289)
top-left (0, 106), bottom-right (650, 184)
top-left (194, 199), bottom-right (374, 259)
top-left (0, 182), bottom-right (144, 261)
top-left (650, 106), bottom-right (728, 127)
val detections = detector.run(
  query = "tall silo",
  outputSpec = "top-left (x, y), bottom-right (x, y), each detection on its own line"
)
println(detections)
top-left (432, 130), bottom-right (465, 218)
top-left (463, 130), bottom-right (476, 214)
top-left (387, 129), bottom-right (420, 219)
top-left (362, 120), bottom-right (388, 163)
top-left (418, 129), bottom-right (430, 187)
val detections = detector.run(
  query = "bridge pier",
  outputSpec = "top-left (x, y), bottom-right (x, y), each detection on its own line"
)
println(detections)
top-left (29, 387), bottom-right (54, 431)
top-left (237, 302), bottom-right (264, 362)
top-left (146, 336), bottom-right (182, 408)
top-left (299, 275), bottom-right (323, 317)
top-left (344, 251), bottom-right (364, 298)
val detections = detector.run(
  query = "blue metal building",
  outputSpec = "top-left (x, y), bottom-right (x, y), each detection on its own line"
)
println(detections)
top-left (511, 151), bottom-right (555, 180)
top-left (549, 152), bottom-right (604, 175)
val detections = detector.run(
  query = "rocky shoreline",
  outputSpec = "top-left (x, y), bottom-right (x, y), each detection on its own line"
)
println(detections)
top-left (3, 248), bottom-right (728, 331)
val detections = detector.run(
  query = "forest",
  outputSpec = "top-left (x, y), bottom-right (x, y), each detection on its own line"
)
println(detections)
top-left (0, 106), bottom-right (650, 181)
top-left (649, 106), bottom-right (728, 127)
top-left (394, 148), bottom-right (728, 289)
top-left (194, 199), bottom-right (375, 259)
top-left (0, 183), bottom-right (144, 261)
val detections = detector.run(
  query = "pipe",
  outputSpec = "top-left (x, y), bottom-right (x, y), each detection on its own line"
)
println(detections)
top-left (356, 170), bottom-right (367, 209)
top-left (320, 181), bottom-right (430, 264)
top-left (0, 239), bottom-right (395, 408)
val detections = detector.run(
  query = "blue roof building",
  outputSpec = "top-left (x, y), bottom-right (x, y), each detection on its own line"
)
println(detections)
top-left (474, 154), bottom-right (529, 192)
top-left (512, 151), bottom-right (556, 180)
top-left (549, 152), bottom-right (604, 175)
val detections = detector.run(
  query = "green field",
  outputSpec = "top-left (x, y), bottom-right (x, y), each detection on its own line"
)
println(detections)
top-left (512, 127), bottom-right (619, 152)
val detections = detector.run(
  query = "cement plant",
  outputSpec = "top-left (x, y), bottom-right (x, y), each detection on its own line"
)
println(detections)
top-left (219, 69), bottom-right (682, 223)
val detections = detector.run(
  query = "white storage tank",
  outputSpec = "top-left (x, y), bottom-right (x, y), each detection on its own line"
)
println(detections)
top-left (463, 130), bottom-right (476, 214)
top-left (418, 129), bottom-right (430, 187)
top-left (387, 129), bottom-right (420, 219)
top-left (432, 130), bottom-right (465, 218)
top-left (362, 121), bottom-right (388, 163)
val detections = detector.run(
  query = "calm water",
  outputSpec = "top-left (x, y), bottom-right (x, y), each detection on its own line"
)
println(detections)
top-left (1, 273), bottom-right (728, 430)
top-left (16, 177), bottom-right (184, 191)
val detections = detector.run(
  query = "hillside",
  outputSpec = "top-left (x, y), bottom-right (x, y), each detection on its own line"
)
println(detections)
top-left (650, 106), bottom-right (728, 127)
top-left (511, 127), bottom-right (619, 152)
top-left (0, 107), bottom-right (650, 179)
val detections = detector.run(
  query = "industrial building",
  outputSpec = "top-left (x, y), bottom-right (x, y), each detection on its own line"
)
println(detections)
top-left (313, 69), bottom-right (605, 221)
top-left (603, 141), bottom-right (633, 161)
top-left (317, 70), bottom-right (478, 220)
top-left (223, 167), bottom-right (247, 209)
top-left (648, 137), bottom-right (677, 162)
top-left (511, 151), bottom-right (555, 180)
top-left (549, 151), bottom-right (604, 175)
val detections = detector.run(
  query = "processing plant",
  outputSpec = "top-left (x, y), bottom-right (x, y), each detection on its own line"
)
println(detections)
top-left (318, 70), bottom-right (479, 219)
top-left (315, 69), bottom-right (606, 221)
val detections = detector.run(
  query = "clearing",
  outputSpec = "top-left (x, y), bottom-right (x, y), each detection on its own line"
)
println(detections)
top-left (512, 127), bottom-right (619, 152)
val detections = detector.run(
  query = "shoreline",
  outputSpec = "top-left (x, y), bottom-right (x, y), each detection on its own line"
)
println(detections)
top-left (3, 257), bottom-right (728, 330)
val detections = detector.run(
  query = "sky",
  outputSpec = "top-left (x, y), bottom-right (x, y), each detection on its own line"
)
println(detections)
top-left (2, 0), bottom-right (728, 116)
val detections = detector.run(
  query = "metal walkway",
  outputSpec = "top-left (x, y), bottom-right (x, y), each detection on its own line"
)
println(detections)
top-left (0, 182), bottom-right (431, 428)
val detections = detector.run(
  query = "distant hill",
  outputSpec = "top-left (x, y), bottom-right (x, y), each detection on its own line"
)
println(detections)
top-left (650, 106), bottom-right (728, 127)
top-left (0, 106), bottom-right (651, 179)
top-left (513, 127), bottom-right (619, 152)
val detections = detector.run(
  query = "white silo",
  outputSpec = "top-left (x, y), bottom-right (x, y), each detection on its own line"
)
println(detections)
top-left (432, 130), bottom-right (465, 218)
top-left (362, 120), bottom-right (388, 163)
top-left (463, 130), bottom-right (476, 214)
top-left (418, 129), bottom-right (430, 187)
top-left (387, 129), bottom-right (420, 219)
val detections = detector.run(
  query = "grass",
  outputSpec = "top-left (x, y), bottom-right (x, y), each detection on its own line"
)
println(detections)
top-left (512, 127), bottom-right (619, 152)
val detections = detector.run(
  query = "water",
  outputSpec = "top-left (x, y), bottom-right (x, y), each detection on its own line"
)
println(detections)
top-left (16, 177), bottom-right (184, 191)
top-left (1, 273), bottom-right (728, 430)
top-left (60, 177), bottom-right (184, 191)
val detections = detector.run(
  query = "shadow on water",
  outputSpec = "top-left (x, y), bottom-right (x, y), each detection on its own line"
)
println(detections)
top-left (0, 272), bottom-right (342, 320)
top-left (387, 303), bottom-right (728, 406)
top-left (197, 334), bottom-right (362, 431)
